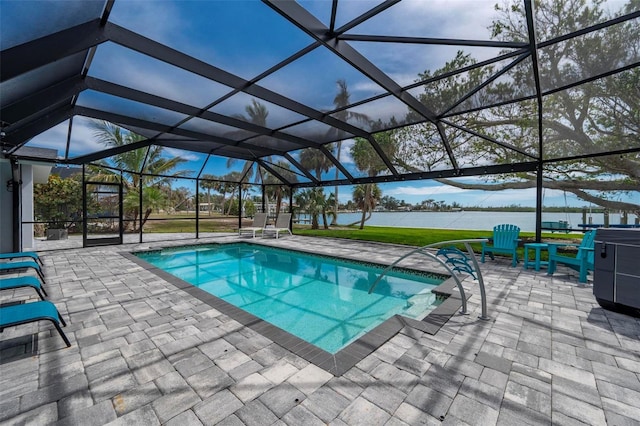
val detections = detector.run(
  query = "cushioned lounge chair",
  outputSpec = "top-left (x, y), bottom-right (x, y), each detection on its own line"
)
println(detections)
top-left (0, 276), bottom-right (47, 300)
top-left (0, 260), bottom-right (46, 283)
top-left (0, 251), bottom-right (42, 266)
top-left (263, 213), bottom-right (292, 239)
top-left (238, 212), bottom-right (268, 238)
top-left (0, 301), bottom-right (71, 347)
top-left (481, 224), bottom-right (521, 267)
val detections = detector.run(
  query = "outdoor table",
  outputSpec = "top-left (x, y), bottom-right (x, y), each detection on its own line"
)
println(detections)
top-left (523, 243), bottom-right (549, 271)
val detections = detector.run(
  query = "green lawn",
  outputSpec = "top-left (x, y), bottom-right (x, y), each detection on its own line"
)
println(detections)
top-left (294, 226), bottom-right (581, 260)
top-left (136, 214), bottom-right (583, 262)
top-left (142, 213), bottom-right (242, 233)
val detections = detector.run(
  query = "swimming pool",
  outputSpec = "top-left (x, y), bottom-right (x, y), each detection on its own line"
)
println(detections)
top-left (135, 243), bottom-right (445, 354)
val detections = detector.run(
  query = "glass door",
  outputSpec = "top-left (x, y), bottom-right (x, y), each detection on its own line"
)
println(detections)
top-left (83, 181), bottom-right (123, 247)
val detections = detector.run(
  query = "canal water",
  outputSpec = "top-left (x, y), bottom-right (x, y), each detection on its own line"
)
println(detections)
top-left (298, 211), bottom-right (637, 232)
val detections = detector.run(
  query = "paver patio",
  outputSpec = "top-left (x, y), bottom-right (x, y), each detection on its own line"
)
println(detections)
top-left (1, 235), bottom-right (639, 425)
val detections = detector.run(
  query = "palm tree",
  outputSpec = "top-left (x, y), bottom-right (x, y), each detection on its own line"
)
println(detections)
top-left (350, 131), bottom-right (397, 229)
top-left (262, 162), bottom-right (295, 218)
top-left (233, 98), bottom-right (269, 127)
top-left (228, 99), bottom-right (270, 214)
top-left (170, 186), bottom-right (193, 211)
top-left (200, 174), bottom-right (218, 215)
top-left (294, 188), bottom-right (329, 230)
top-left (299, 147), bottom-right (332, 180)
top-left (222, 171), bottom-right (243, 215)
top-left (123, 185), bottom-right (166, 225)
top-left (330, 79), bottom-right (371, 225)
top-left (352, 184), bottom-right (382, 229)
top-left (298, 148), bottom-right (333, 228)
top-left (89, 120), bottom-right (190, 230)
top-left (322, 192), bottom-right (337, 229)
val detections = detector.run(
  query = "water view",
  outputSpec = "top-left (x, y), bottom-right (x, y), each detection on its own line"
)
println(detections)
top-left (323, 211), bottom-right (636, 233)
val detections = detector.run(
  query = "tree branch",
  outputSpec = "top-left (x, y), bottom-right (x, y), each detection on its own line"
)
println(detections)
top-left (435, 177), bottom-right (640, 213)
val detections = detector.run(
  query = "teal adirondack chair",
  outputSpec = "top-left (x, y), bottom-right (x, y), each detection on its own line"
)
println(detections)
top-left (481, 224), bottom-right (521, 267)
top-left (547, 230), bottom-right (596, 283)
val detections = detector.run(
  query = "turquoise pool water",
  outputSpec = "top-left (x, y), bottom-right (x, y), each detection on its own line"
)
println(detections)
top-left (136, 243), bottom-right (443, 353)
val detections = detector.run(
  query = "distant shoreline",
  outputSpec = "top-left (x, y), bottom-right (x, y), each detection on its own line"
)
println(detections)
top-left (340, 207), bottom-right (609, 214)
top-left (319, 211), bottom-right (639, 233)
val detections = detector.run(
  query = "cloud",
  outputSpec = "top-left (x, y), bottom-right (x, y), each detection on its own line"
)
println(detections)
top-left (477, 187), bottom-right (537, 203)
top-left (23, 123), bottom-right (68, 157)
top-left (26, 119), bottom-right (104, 158)
top-left (386, 185), bottom-right (470, 196)
top-left (345, 1), bottom-right (505, 88)
top-left (109, 1), bottom-right (187, 48)
top-left (89, 43), bottom-right (228, 110)
top-left (69, 118), bottom-right (105, 155)
top-left (382, 183), bottom-right (553, 208)
top-left (164, 148), bottom-right (202, 162)
top-left (382, 0), bottom-right (498, 40)
top-left (337, 139), bottom-right (355, 164)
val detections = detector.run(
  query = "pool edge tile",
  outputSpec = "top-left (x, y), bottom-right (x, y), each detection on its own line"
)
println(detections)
top-left (122, 244), bottom-right (456, 376)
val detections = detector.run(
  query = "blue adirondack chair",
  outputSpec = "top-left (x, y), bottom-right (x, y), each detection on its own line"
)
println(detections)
top-left (481, 224), bottom-right (521, 267)
top-left (547, 230), bottom-right (596, 283)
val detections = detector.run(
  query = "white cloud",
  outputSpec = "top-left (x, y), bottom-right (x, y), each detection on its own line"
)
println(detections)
top-left (25, 119), bottom-right (104, 158)
top-left (477, 187), bottom-right (538, 203)
top-left (69, 118), bottom-right (105, 155)
top-left (164, 148), bottom-right (201, 162)
top-left (383, 0), bottom-right (498, 40)
top-left (109, 1), bottom-right (187, 48)
top-left (345, 1), bottom-right (506, 87)
top-left (90, 43), bottom-right (228, 110)
top-left (386, 185), bottom-right (470, 196)
top-left (23, 124), bottom-right (68, 156)
top-left (337, 139), bottom-right (355, 164)
top-left (350, 80), bottom-right (385, 95)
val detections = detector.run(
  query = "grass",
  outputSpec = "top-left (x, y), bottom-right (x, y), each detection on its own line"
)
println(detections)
top-left (295, 226), bottom-right (491, 247)
top-left (294, 225), bottom-right (581, 260)
top-left (142, 213), bottom-right (243, 233)
top-left (128, 213), bottom-right (584, 262)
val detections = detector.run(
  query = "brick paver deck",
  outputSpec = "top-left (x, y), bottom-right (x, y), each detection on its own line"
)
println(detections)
top-left (1, 235), bottom-right (639, 425)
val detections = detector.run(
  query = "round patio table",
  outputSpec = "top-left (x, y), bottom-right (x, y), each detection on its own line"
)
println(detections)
top-left (523, 243), bottom-right (549, 271)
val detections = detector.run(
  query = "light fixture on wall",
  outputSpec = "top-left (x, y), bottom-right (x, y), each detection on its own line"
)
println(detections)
top-left (6, 179), bottom-right (21, 192)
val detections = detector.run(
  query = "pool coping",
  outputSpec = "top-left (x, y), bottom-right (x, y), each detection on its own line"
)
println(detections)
top-left (121, 245), bottom-right (466, 376)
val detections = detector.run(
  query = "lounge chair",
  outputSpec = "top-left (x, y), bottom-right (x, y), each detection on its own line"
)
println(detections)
top-left (0, 251), bottom-right (42, 266)
top-left (0, 260), bottom-right (46, 283)
top-left (0, 276), bottom-right (47, 300)
top-left (547, 230), bottom-right (596, 283)
top-left (263, 213), bottom-right (292, 239)
top-left (238, 212), bottom-right (268, 238)
top-left (481, 224), bottom-right (521, 267)
top-left (0, 301), bottom-right (71, 347)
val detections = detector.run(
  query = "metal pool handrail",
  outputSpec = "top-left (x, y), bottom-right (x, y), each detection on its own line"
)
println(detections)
top-left (368, 239), bottom-right (490, 320)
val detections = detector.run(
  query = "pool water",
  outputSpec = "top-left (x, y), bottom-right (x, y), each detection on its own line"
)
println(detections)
top-left (136, 243), bottom-right (443, 353)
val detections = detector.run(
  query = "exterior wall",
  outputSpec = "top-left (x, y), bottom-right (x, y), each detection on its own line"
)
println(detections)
top-left (0, 160), bottom-right (15, 252)
top-left (21, 165), bottom-right (35, 250)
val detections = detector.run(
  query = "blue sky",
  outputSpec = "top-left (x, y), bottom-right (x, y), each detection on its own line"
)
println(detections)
top-left (19, 0), bottom-right (638, 209)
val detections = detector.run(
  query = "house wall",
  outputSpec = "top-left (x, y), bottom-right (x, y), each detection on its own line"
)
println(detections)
top-left (0, 160), bottom-right (15, 252)
top-left (21, 165), bottom-right (35, 250)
